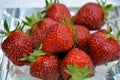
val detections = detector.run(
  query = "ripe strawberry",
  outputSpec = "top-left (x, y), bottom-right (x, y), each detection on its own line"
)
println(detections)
top-left (42, 23), bottom-right (74, 53)
top-left (74, 25), bottom-right (91, 51)
top-left (30, 54), bottom-right (60, 80)
top-left (1, 21), bottom-right (33, 66)
top-left (45, 0), bottom-right (71, 23)
top-left (89, 29), bottom-right (120, 65)
top-left (23, 12), bottom-right (57, 49)
top-left (60, 48), bottom-right (94, 80)
top-left (74, 1), bottom-right (113, 30)
top-left (30, 18), bottom-right (57, 49)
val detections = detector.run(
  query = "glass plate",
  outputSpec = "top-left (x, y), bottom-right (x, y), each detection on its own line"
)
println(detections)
top-left (0, 2), bottom-right (120, 80)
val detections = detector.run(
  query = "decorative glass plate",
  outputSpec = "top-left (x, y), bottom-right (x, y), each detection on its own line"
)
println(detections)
top-left (0, 0), bottom-right (120, 80)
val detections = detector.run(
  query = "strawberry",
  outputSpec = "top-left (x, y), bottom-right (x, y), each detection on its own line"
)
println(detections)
top-left (29, 53), bottom-right (60, 80)
top-left (30, 18), bottom-right (57, 49)
top-left (45, 0), bottom-right (71, 22)
top-left (42, 23), bottom-right (74, 53)
top-left (74, 25), bottom-right (91, 51)
top-left (74, 1), bottom-right (113, 30)
top-left (62, 17), bottom-right (91, 51)
top-left (89, 29), bottom-right (120, 65)
top-left (60, 48), bottom-right (94, 80)
top-left (23, 12), bottom-right (57, 49)
top-left (1, 21), bottom-right (33, 66)
top-left (21, 49), bottom-right (60, 80)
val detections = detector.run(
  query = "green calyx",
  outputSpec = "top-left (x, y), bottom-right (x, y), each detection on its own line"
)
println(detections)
top-left (45, 0), bottom-right (59, 10)
top-left (21, 50), bottom-right (46, 62)
top-left (41, 0), bottom-right (59, 14)
top-left (63, 16), bottom-right (78, 45)
top-left (23, 12), bottom-right (44, 27)
top-left (117, 30), bottom-right (120, 44)
top-left (20, 45), bottom-right (46, 62)
top-left (96, 0), bottom-right (114, 22)
top-left (106, 26), bottom-right (120, 44)
top-left (0, 20), bottom-right (24, 37)
top-left (65, 64), bottom-right (95, 80)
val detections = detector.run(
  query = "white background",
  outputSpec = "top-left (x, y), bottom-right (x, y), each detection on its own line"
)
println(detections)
top-left (0, 0), bottom-right (120, 8)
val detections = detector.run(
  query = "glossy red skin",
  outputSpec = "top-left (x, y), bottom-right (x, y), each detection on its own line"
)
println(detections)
top-left (60, 48), bottom-right (93, 80)
top-left (74, 25), bottom-right (91, 51)
top-left (42, 23), bottom-right (74, 53)
top-left (45, 3), bottom-right (71, 23)
top-left (30, 54), bottom-right (60, 80)
top-left (2, 32), bottom-right (33, 66)
top-left (89, 30), bottom-right (120, 65)
top-left (74, 2), bottom-right (104, 30)
top-left (30, 18), bottom-right (57, 49)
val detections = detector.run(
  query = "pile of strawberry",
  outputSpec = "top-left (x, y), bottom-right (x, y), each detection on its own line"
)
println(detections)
top-left (1, 0), bottom-right (120, 80)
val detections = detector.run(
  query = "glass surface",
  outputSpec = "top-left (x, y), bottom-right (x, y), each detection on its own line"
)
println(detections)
top-left (0, 1), bottom-right (120, 80)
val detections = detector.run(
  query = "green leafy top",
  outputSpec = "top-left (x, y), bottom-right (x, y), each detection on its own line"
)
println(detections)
top-left (96, 0), bottom-right (114, 22)
top-left (63, 16), bottom-right (78, 45)
top-left (41, 0), bottom-right (59, 14)
top-left (117, 30), bottom-right (120, 42)
top-left (65, 64), bottom-right (95, 80)
top-left (23, 12), bottom-right (44, 27)
top-left (45, 0), bottom-right (59, 10)
top-left (20, 45), bottom-right (46, 62)
top-left (0, 20), bottom-right (24, 37)
top-left (21, 50), bottom-right (46, 62)
top-left (106, 26), bottom-right (120, 44)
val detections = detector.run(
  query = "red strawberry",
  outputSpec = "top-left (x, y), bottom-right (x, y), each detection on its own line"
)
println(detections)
top-left (45, 1), bottom-right (71, 23)
top-left (30, 54), bottom-right (60, 80)
top-left (1, 21), bottom-right (33, 66)
top-left (74, 1), bottom-right (113, 30)
top-left (89, 29), bottom-right (120, 65)
top-left (30, 18), bottom-right (57, 49)
top-left (42, 23), bottom-right (74, 53)
top-left (74, 25), bottom-right (91, 51)
top-left (60, 48), bottom-right (94, 80)
top-left (23, 12), bottom-right (57, 49)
